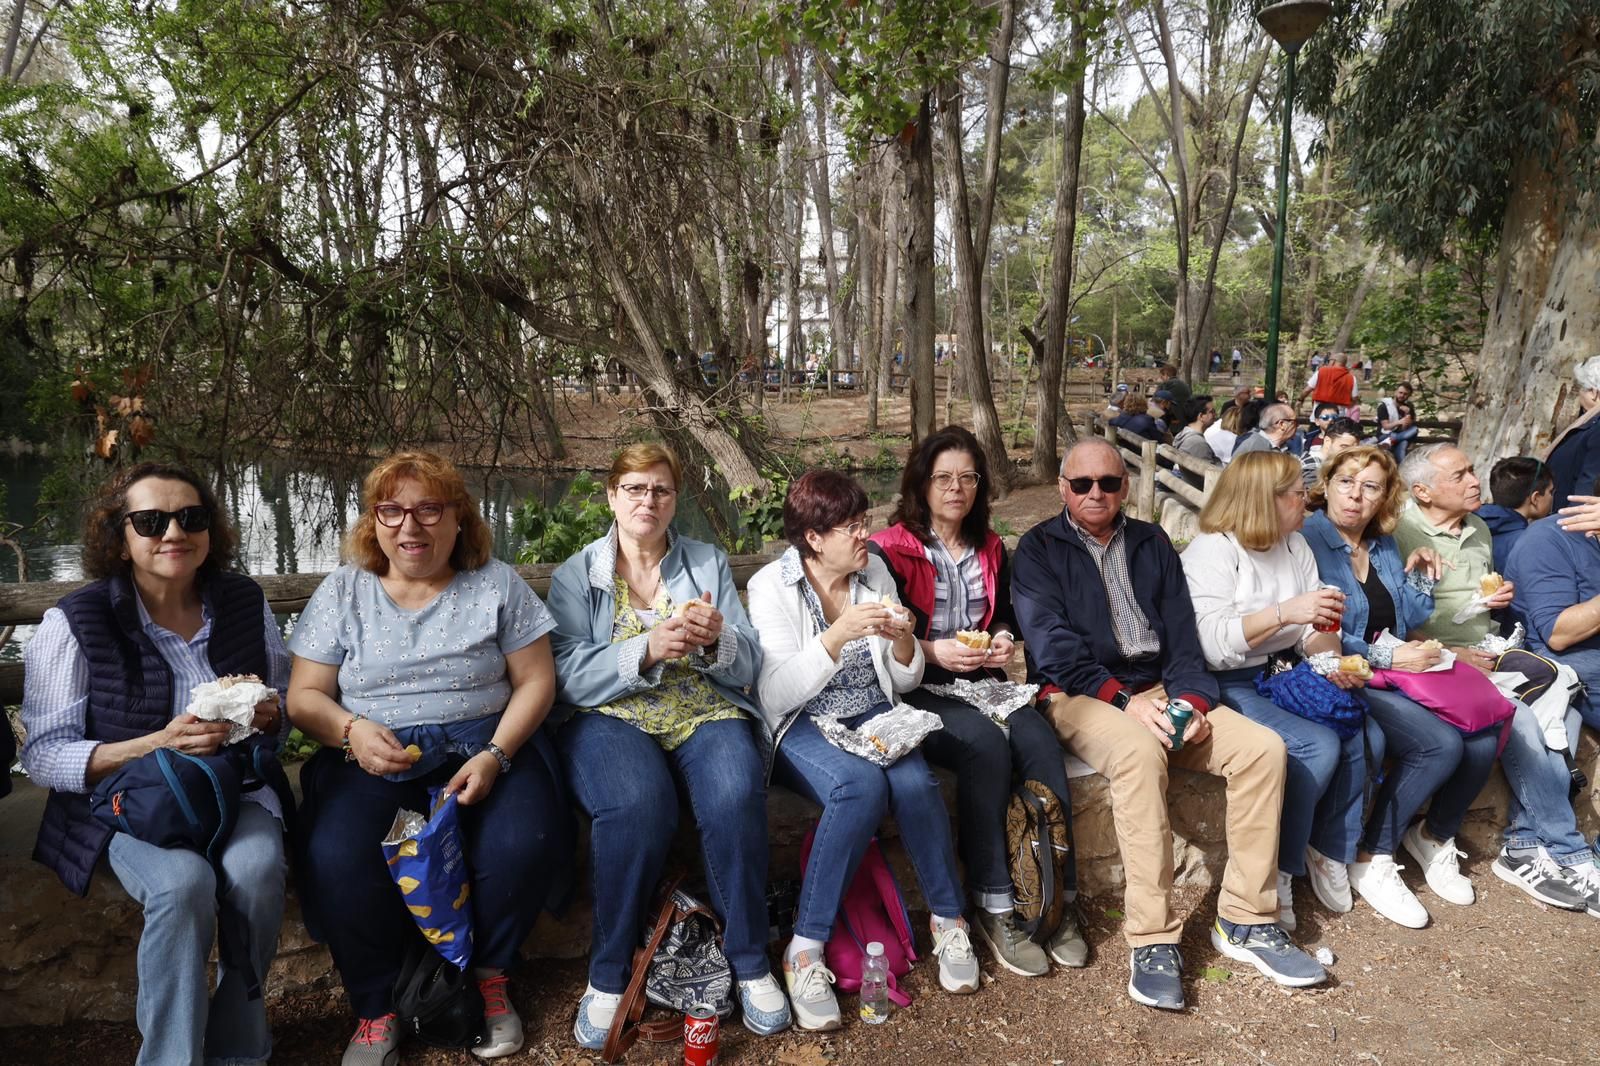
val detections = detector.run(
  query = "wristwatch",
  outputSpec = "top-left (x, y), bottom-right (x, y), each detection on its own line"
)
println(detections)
top-left (1110, 690), bottom-right (1133, 711)
top-left (483, 742), bottom-right (512, 774)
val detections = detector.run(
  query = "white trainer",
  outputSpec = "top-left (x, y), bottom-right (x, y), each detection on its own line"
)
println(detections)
top-left (1349, 854), bottom-right (1429, 928)
top-left (1401, 824), bottom-right (1475, 906)
top-left (1276, 870), bottom-right (1297, 932)
top-left (1306, 845), bottom-right (1354, 913)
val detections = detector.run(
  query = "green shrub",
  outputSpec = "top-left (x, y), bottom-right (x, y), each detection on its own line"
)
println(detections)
top-left (512, 472), bottom-right (613, 564)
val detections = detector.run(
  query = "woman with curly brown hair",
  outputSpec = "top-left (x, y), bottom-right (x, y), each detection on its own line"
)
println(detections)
top-left (21, 462), bottom-right (289, 1066)
top-left (287, 451), bottom-right (572, 1064)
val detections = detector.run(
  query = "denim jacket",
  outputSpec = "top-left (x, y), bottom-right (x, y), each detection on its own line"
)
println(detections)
top-left (545, 527), bottom-right (762, 722)
top-left (1302, 510), bottom-right (1434, 662)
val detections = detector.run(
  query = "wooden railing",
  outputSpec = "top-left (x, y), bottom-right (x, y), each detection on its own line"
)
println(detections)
top-left (1099, 421), bottom-right (1224, 524)
top-left (0, 555), bottom-right (780, 706)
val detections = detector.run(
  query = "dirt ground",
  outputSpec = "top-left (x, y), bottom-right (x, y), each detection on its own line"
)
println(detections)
top-left (6, 870), bottom-right (1597, 1066)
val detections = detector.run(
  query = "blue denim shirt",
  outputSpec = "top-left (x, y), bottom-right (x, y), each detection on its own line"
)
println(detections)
top-left (1302, 511), bottom-right (1435, 659)
top-left (1504, 514), bottom-right (1600, 656)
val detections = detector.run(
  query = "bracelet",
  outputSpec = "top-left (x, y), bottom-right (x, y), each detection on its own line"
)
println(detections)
top-left (483, 742), bottom-right (512, 775)
top-left (341, 715), bottom-right (361, 762)
top-left (1274, 603), bottom-right (1283, 627)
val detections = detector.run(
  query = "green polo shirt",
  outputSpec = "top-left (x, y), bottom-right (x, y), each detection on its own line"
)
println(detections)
top-left (1393, 507), bottom-right (1496, 645)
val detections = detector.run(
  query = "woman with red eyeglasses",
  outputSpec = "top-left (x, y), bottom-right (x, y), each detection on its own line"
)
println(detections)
top-left (22, 462), bottom-right (289, 1065)
top-left (288, 451), bottom-right (572, 1064)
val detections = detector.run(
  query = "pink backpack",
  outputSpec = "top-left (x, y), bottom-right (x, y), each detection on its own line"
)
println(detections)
top-left (799, 827), bottom-right (918, 1007)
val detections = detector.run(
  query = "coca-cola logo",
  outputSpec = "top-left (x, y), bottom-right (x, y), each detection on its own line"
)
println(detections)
top-left (684, 1021), bottom-right (717, 1047)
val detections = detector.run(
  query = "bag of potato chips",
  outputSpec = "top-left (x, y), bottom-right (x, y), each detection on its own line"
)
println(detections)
top-left (382, 789), bottom-right (474, 970)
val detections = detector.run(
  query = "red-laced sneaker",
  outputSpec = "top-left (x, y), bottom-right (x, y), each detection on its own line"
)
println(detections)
top-left (342, 1013), bottom-right (400, 1066)
top-left (474, 975), bottom-right (524, 1059)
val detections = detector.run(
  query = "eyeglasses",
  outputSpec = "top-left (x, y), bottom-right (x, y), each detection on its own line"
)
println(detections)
top-left (1062, 475), bottom-right (1125, 495)
top-left (831, 520), bottom-right (871, 538)
top-left (617, 483), bottom-right (677, 502)
top-left (373, 502), bottom-right (449, 527)
top-left (1330, 475), bottom-right (1386, 501)
top-left (1271, 417), bottom-right (1299, 429)
top-left (123, 506), bottom-right (211, 538)
top-left (930, 472), bottom-right (982, 490)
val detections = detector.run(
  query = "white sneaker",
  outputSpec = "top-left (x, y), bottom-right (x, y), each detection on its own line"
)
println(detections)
top-left (930, 918), bottom-right (980, 994)
top-left (1401, 824), bottom-right (1475, 906)
top-left (1276, 871), bottom-right (1297, 932)
top-left (1306, 845), bottom-right (1353, 913)
top-left (781, 950), bottom-right (841, 1032)
top-left (1349, 854), bottom-right (1429, 928)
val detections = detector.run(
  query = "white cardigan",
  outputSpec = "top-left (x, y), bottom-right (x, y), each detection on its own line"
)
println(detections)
top-left (745, 551), bottom-right (924, 749)
top-left (1182, 530), bottom-right (1318, 671)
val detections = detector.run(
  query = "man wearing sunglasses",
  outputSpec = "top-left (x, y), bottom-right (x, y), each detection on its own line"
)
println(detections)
top-left (1012, 440), bottom-right (1319, 1012)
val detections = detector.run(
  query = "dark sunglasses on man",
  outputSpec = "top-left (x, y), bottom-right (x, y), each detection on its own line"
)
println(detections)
top-left (123, 506), bottom-right (212, 538)
top-left (1062, 475), bottom-right (1126, 495)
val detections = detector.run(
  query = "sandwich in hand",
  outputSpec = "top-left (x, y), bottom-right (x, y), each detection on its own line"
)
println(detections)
top-left (955, 630), bottom-right (993, 651)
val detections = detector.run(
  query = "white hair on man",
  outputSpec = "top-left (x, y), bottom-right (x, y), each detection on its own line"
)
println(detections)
top-left (1574, 355), bottom-right (1600, 392)
top-left (1399, 443), bottom-right (1451, 490)
top-left (1060, 437), bottom-right (1125, 478)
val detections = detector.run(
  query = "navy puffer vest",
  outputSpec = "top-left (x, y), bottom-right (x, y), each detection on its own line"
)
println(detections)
top-left (34, 571), bottom-right (269, 895)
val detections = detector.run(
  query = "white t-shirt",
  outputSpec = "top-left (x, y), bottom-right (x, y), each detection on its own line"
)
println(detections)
top-left (1182, 531), bottom-right (1319, 670)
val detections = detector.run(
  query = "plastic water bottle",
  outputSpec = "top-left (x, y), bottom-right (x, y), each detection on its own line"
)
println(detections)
top-left (859, 941), bottom-right (890, 1024)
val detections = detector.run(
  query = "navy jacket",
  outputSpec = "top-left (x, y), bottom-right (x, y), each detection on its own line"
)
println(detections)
top-left (1548, 414), bottom-right (1600, 511)
top-left (1110, 411), bottom-right (1165, 442)
top-left (1475, 504), bottom-right (1528, 575)
top-left (1012, 510), bottom-right (1218, 712)
top-left (34, 571), bottom-right (269, 896)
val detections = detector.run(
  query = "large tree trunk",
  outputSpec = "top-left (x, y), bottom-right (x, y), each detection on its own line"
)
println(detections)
top-left (899, 94), bottom-right (938, 443)
top-left (1460, 144), bottom-right (1597, 469)
top-left (1030, 18), bottom-right (1088, 480)
top-left (1330, 246), bottom-right (1381, 355)
top-left (877, 152), bottom-right (902, 425)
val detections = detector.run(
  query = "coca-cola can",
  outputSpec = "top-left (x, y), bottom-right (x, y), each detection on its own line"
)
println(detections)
top-left (684, 1004), bottom-right (719, 1066)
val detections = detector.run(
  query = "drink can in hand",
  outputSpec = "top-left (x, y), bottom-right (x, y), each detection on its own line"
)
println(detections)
top-left (1313, 582), bottom-right (1344, 633)
top-left (1165, 699), bottom-right (1194, 752)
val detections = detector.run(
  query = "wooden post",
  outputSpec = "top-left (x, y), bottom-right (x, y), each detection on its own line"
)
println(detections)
top-left (1139, 438), bottom-right (1158, 521)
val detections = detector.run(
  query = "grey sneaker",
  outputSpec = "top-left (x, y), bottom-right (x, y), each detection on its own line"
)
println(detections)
top-left (1045, 911), bottom-right (1089, 968)
top-left (930, 918), bottom-right (980, 993)
top-left (342, 1014), bottom-right (401, 1066)
top-left (1210, 918), bottom-right (1326, 987)
top-left (782, 950), bottom-right (841, 1032)
top-left (1128, 944), bottom-right (1184, 1010)
top-left (1561, 863), bottom-right (1600, 918)
top-left (1492, 848), bottom-right (1587, 911)
top-left (974, 910), bottom-right (1049, 976)
top-left (473, 975), bottom-right (522, 1058)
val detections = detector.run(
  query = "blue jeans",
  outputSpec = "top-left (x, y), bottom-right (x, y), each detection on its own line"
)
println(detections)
top-left (298, 734), bottom-right (572, 1018)
top-left (1501, 702), bottom-right (1596, 866)
top-left (1547, 644), bottom-right (1600, 732)
top-left (775, 710), bottom-right (965, 941)
top-left (912, 691), bottom-right (1077, 903)
top-left (1361, 686), bottom-right (1500, 854)
top-left (107, 802), bottom-right (286, 1066)
top-left (1387, 425), bottom-right (1420, 463)
top-left (559, 713), bottom-right (771, 992)
top-left (1215, 669), bottom-right (1377, 870)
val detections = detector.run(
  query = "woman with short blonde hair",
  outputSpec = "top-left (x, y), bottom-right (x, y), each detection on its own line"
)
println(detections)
top-left (1307, 446), bottom-right (1406, 540)
top-left (1184, 449), bottom-right (1372, 931)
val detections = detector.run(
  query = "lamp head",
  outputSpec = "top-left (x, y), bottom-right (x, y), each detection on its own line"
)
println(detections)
top-left (1256, 0), bottom-right (1333, 56)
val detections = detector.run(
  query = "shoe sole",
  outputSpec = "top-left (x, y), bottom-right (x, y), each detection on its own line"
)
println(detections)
top-left (1208, 929), bottom-right (1325, 988)
top-left (939, 969), bottom-right (981, 994)
top-left (1353, 883), bottom-right (1429, 928)
top-left (1125, 973), bottom-right (1184, 1011)
top-left (1047, 944), bottom-right (1090, 968)
top-left (742, 1013), bottom-right (793, 1037)
top-left (790, 1011), bottom-right (842, 1032)
top-left (472, 1040), bottom-right (524, 1060)
top-left (1491, 860), bottom-right (1587, 911)
top-left (973, 922), bottom-right (1049, 977)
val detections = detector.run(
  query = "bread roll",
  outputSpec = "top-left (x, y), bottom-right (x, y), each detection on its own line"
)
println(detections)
top-left (1478, 572), bottom-right (1504, 597)
top-left (1338, 655), bottom-right (1373, 679)
top-left (674, 597), bottom-right (710, 619)
top-left (955, 630), bottom-right (992, 651)
top-left (1419, 639), bottom-right (1443, 653)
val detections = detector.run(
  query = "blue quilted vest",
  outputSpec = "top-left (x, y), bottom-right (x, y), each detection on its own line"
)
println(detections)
top-left (34, 571), bottom-right (269, 895)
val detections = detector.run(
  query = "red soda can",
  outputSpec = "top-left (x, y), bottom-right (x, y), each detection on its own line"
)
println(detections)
top-left (684, 1004), bottom-right (719, 1066)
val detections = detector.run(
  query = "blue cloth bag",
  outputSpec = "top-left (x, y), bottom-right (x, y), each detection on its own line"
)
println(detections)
top-left (1254, 661), bottom-right (1367, 739)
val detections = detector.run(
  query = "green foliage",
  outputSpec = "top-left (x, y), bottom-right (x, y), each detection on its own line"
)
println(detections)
top-left (511, 473), bottom-right (612, 565)
top-left (281, 727), bottom-right (320, 763)
top-left (727, 469), bottom-right (791, 555)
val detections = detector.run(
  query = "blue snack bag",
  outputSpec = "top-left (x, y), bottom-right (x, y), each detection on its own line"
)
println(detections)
top-left (382, 789), bottom-right (474, 969)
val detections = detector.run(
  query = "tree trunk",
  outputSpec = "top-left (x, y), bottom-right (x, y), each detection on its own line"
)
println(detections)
top-left (1460, 144), bottom-right (1596, 469)
top-left (1029, 19), bottom-right (1087, 480)
top-left (1330, 246), bottom-right (1382, 355)
top-left (877, 152), bottom-right (902, 423)
top-left (899, 95), bottom-right (938, 443)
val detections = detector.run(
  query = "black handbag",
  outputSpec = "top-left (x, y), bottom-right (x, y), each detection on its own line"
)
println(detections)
top-left (391, 934), bottom-right (486, 1050)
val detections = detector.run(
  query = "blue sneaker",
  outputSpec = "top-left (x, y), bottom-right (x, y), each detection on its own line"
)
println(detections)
top-left (738, 973), bottom-right (792, 1036)
top-left (1210, 918), bottom-right (1326, 987)
top-left (573, 991), bottom-right (614, 1051)
top-left (1128, 944), bottom-right (1185, 1010)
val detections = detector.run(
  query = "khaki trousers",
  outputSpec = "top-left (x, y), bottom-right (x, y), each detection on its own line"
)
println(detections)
top-left (1045, 687), bottom-right (1287, 946)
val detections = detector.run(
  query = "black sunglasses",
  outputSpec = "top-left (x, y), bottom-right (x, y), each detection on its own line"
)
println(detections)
top-left (1062, 475), bottom-right (1125, 495)
top-left (123, 506), bottom-right (212, 538)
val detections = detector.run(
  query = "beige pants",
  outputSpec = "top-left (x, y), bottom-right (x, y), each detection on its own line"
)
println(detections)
top-left (1045, 687), bottom-right (1287, 946)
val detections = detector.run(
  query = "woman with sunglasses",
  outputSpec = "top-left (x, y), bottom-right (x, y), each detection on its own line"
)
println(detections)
top-left (546, 444), bottom-right (789, 1048)
top-left (869, 426), bottom-right (1086, 976)
top-left (21, 463), bottom-right (289, 1066)
top-left (287, 451), bottom-right (572, 1064)
top-left (747, 469), bottom-right (978, 1032)
top-left (1302, 446), bottom-right (1496, 929)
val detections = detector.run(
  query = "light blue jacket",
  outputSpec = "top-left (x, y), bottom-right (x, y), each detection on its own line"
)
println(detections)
top-left (546, 527), bottom-right (762, 721)
top-left (1302, 510), bottom-right (1435, 659)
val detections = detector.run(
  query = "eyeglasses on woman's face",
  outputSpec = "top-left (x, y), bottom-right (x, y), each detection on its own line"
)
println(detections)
top-left (831, 519), bottom-right (871, 539)
top-left (930, 471), bottom-right (981, 491)
top-left (616, 483), bottom-right (677, 502)
top-left (1330, 475), bottom-right (1385, 501)
top-left (374, 501), bottom-right (449, 527)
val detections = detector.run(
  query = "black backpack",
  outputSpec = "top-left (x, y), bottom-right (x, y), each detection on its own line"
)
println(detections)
top-left (391, 934), bottom-right (486, 1050)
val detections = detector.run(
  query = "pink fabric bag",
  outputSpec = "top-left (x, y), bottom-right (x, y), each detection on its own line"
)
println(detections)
top-left (1368, 661), bottom-right (1515, 751)
top-left (800, 827), bottom-right (918, 1007)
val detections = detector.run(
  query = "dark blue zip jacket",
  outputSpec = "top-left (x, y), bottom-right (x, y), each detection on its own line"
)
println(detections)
top-left (1012, 510), bottom-right (1218, 712)
top-left (33, 571), bottom-right (269, 895)
top-left (1475, 504), bottom-right (1528, 575)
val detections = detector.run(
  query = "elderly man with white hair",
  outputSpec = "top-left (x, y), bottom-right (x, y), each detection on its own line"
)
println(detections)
top-left (1394, 444), bottom-right (1597, 916)
top-left (1232, 403), bottom-right (1298, 458)
top-left (1545, 354), bottom-right (1600, 511)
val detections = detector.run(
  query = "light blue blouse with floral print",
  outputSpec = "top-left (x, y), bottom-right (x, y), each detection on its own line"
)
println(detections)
top-left (288, 558), bottom-right (556, 728)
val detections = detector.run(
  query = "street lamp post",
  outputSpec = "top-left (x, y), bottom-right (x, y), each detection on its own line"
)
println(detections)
top-left (1257, 0), bottom-right (1332, 400)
